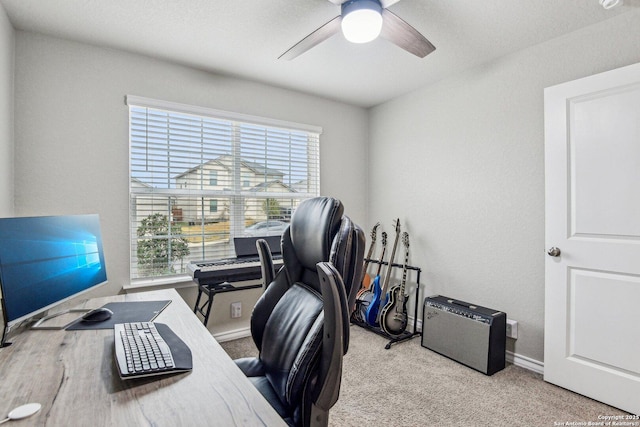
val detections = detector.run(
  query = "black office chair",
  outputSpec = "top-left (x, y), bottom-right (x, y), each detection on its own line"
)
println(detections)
top-left (256, 238), bottom-right (276, 290)
top-left (235, 197), bottom-right (365, 427)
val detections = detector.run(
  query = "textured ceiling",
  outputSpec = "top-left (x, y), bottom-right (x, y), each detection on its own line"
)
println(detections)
top-left (0, 0), bottom-right (635, 107)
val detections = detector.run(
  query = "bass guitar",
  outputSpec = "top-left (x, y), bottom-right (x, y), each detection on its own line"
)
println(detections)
top-left (359, 231), bottom-right (387, 325)
top-left (356, 222), bottom-right (380, 299)
top-left (367, 219), bottom-right (401, 327)
top-left (380, 231), bottom-right (410, 337)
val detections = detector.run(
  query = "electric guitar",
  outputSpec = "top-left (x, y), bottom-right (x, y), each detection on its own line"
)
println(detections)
top-left (380, 231), bottom-right (410, 337)
top-left (367, 219), bottom-right (401, 327)
top-left (361, 231), bottom-right (387, 326)
top-left (356, 222), bottom-right (380, 299)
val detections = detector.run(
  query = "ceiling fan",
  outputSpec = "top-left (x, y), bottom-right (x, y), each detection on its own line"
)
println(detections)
top-left (279, 0), bottom-right (435, 60)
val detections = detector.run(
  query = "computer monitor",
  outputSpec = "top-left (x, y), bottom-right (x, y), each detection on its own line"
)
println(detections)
top-left (0, 214), bottom-right (108, 345)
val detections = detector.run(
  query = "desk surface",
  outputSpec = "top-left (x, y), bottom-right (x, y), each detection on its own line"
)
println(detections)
top-left (0, 289), bottom-right (285, 426)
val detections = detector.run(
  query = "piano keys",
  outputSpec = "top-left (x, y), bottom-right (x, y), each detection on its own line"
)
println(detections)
top-left (188, 235), bottom-right (283, 286)
top-left (187, 256), bottom-right (283, 285)
top-left (189, 255), bottom-right (284, 326)
top-left (189, 236), bottom-right (285, 326)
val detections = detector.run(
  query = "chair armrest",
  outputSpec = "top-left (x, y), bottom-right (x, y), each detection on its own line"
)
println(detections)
top-left (256, 238), bottom-right (276, 290)
top-left (234, 357), bottom-right (266, 377)
top-left (313, 262), bottom-right (348, 414)
top-left (329, 216), bottom-right (366, 353)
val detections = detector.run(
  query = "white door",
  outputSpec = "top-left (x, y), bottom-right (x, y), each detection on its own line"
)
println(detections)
top-left (544, 62), bottom-right (640, 416)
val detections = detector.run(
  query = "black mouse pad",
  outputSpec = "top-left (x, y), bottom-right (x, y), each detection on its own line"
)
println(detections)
top-left (66, 300), bottom-right (171, 330)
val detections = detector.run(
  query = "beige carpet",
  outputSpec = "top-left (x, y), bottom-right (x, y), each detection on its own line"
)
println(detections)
top-left (220, 325), bottom-right (629, 426)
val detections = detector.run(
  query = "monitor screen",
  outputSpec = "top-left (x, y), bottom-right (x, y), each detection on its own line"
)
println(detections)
top-left (0, 214), bottom-right (108, 328)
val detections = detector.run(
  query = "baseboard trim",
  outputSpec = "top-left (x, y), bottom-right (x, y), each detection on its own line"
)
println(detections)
top-left (506, 350), bottom-right (544, 375)
top-left (215, 317), bottom-right (546, 375)
top-left (213, 327), bottom-right (251, 343)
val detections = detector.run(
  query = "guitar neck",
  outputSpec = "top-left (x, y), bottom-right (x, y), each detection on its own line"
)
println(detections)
top-left (398, 232), bottom-right (410, 296)
top-left (363, 244), bottom-right (375, 272)
top-left (380, 221), bottom-right (401, 295)
top-left (399, 249), bottom-right (409, 296)
top-left (375, 247), bottom-right (387, 276)
top-left (363, 223), bottom-right (380, 274)
top-left (374, 231), bottom-right (387, 277)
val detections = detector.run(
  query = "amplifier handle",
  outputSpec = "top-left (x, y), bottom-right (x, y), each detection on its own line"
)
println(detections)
top-left (446, 299), bottom-right (477, 310)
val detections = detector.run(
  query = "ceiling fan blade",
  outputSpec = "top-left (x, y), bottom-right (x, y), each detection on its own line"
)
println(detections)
top-left (279, 15), bottom-right (342, 60)
top-left (380, 9), bottom-right (435, 58)
top-left (380, 0), bottom-right (402, 7)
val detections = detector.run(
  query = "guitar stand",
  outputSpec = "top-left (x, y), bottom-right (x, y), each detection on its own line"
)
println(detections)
top-left (351, 259), bottom-right (422, 349)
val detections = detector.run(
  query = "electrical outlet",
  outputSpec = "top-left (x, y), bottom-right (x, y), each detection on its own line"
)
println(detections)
top-left (231, 302), bottom-right (242, 319)
top-left (506, 319), bottom-right (518, 339)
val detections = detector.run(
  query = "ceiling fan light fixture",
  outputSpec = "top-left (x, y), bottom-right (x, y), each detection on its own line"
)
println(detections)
top-left (599, 0), bottom-right (623, 9)
top-left (341, 0), bottom-right (383, 44)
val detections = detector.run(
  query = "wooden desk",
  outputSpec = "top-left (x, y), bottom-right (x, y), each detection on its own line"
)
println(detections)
top-left (0, 289), bottom-right (285, 426)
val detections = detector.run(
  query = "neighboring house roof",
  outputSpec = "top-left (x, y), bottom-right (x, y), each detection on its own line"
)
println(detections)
top-left (173, 157), bottom-right (227, 179)
top-left (241, 159), bottom-right (284, 177)
top-left (174, 154), bottom-right (284, 180)
top-left (290, 179), bottom-right (308, 192)
top-left (130, 177), bottom-right (153, 189)
top-left (251, 180), bottom-right (297, 193)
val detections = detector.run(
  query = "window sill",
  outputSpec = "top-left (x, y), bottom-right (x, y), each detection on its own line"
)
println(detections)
top-left (124, 275), bottom-right (195, 292)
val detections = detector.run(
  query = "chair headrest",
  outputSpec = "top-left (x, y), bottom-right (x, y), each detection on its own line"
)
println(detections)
top-left (289, 197), bottom-right (344, 271)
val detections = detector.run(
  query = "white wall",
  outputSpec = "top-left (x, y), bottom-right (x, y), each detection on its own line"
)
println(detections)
top-left (13, 32), bottom-right (369, 304)
top-left (11, 10), bottom-right (640, 358)
top-left (368, 10), bottom-right (640, 363)
top-left (0, 4), bottom-right (13, 217)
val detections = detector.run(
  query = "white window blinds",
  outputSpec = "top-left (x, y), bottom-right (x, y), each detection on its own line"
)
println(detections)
top-left (127, 96), bottom-right (321, 281)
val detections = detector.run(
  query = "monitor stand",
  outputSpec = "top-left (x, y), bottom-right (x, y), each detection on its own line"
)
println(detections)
top-left (1, 308), bottom-right (91, 347)
top-left (1, 324), bottom-right (11, 348)
top-left (31, 308), bottom-right (91, 330)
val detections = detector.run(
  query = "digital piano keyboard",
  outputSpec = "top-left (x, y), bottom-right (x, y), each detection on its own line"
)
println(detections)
top-left (187, 256), bottom-right (283, 285)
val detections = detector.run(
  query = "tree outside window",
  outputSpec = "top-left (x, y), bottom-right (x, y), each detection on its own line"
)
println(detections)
top-left (136, 213), bottom-right (190, 276)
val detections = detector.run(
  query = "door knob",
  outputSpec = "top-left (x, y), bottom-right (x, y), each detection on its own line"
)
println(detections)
top-left (547, 247), bottom-right (561, 257)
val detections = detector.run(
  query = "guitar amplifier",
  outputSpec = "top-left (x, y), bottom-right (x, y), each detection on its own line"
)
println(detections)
top-left (421, 295), bottom-right (506, 375)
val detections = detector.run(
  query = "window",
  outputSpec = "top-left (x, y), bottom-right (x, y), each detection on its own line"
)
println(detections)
top-left (242, 173), bottom-right (251, 188)
top-left (127, 96), bottom-right (321, 281)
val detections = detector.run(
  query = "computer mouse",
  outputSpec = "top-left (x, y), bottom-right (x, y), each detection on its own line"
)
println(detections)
top-left (82, 307), bottom-right (114, 322)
